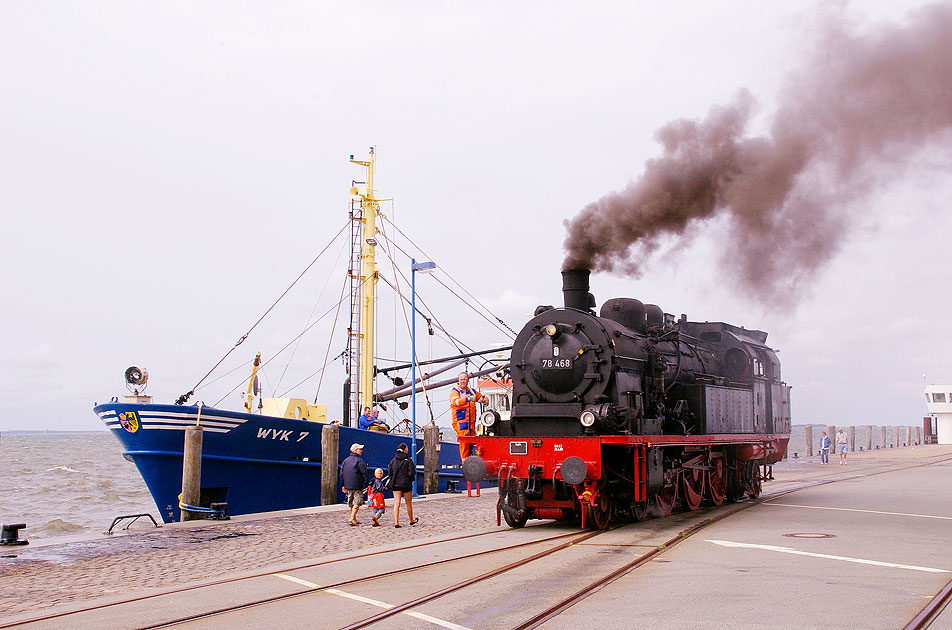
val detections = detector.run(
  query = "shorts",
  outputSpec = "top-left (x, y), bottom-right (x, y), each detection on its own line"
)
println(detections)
top-left (347, 489), bottom-right (365, 508)
top-left (838, 444), bottom-right (848, 454)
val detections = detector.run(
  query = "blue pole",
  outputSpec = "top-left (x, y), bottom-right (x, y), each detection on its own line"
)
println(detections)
top-left (411, 258), bottom-right (419, 498)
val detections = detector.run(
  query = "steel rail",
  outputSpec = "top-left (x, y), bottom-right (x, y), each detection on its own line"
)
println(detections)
top-left (0, 526), bottom-right (515, 629)
top-left (905, 575), bottom-right (952, 629)
top-left (513, 454), bottom-right (952, 630)
top-left (339, 529), bottom-right (605, 630)
top-left (511, 483), bottom-right (818, 630)
top-left (136, 530), bottom-right (590, 630)
top-left (338, 485), bottom-right (811, 630)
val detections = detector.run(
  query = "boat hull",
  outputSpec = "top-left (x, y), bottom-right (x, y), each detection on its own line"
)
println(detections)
top-left (94, 401), bottom-right (465, 522)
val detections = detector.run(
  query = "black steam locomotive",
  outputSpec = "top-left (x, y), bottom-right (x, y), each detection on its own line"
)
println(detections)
top-left (462, 269), bottom-right (790, 529)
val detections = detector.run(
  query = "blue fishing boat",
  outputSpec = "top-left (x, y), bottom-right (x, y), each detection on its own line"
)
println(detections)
top-left (94, 149), bottom-right (508, 523)
top-left (92, 401), bottom-right (465, 522)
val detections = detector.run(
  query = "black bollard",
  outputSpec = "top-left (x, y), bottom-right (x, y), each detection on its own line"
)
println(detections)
top-left (0, 523), bottom-right (28, 546)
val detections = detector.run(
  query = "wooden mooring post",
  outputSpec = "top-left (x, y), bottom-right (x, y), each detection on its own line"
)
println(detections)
top-left (321, 423), bottom-right (340, 506)
top-left (805, 425), bottom-right (813, 457)
top-left (849, 426), bottom-right (855, 452)
top-left (880, 425), bottom-right (887, 449)
top-left (866, 425), bottom-right (873, 452)
top-left (181, 426), bottom-right (203, 522)
top-left (424, 424), bottom-right (439, 494)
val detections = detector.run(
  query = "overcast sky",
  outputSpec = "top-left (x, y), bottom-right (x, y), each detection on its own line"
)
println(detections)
top-left (2, 1), bottom-right (950, 433)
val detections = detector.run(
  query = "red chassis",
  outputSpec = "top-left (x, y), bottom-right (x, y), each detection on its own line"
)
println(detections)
top-left (461, 433), bottom-right (789, 528)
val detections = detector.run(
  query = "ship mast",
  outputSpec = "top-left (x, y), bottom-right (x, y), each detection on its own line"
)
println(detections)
top-left (348, 148), bottom-right (389, 423)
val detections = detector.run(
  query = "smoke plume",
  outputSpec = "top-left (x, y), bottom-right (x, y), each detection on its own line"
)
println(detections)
top-left (562, 3), bottom-right (952, 304)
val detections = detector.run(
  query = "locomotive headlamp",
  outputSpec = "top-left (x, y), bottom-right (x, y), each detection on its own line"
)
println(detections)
top-left (478, 409), bottom-right (500, 428)
top-left (579, 410), bottom-right (597, 427)
top-left (544, 324), bottom-right (560, 338)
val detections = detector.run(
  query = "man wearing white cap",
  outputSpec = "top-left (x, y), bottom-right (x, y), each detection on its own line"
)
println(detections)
top-left (340, 443), bottom-right (368, 526)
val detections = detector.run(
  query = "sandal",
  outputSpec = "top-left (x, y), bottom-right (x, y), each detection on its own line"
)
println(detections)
top-left (394, 524), bottom-right (402, 528)
top-left (409, 519), bottom-right (419, 525)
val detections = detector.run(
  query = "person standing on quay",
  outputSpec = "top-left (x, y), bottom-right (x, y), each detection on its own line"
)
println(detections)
top-left (450, 371), bottom-right (487, 460)
top-left (819, 430), bottom-right (831, 464)
top-left (388, 443), bottom-right (418, 528)
top-left (836, 428), bottom-right (849, 465)
top-left (341, 443), bottom-right (368, 526)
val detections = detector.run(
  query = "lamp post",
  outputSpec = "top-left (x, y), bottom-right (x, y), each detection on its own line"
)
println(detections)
top-left (410, 258), bottom-right (436, 498)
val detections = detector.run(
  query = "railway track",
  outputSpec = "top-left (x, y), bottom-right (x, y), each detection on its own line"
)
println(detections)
top-left (906, 574), bottom-right (952, 629)
top-left (139, 479), bottom-right (837, 629)
top-left (5, 455), bottom-right (950, 629)
top-left (0, 527), bottom-right (520, 629)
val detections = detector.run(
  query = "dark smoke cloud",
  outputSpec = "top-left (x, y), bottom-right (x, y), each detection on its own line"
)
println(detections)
top-left (563, 3), bottom-right (952, 305)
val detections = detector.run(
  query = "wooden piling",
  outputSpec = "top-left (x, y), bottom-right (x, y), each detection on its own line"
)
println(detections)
top-left (805, 425), bottom-right (813, 457)
top-left (895, 426), bottom-right (901, 448)
top-left (866, 425), bottom-right (873, 452)
top-left (181, 426), bottom-right (203, 522)
top-left (321, 423), bottom-right (339, 506)
top-left (849, 426), bottom-right (855, 452)
top-left (880, 425), bottom-right (887, 449)
top-left (424, 424), bottom-right (439, 494)
top-left (906, 426), bottom-right (912, 447)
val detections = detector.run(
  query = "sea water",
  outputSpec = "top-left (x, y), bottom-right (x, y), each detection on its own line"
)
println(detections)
top-left (0, 432), bottom-right (155, 540)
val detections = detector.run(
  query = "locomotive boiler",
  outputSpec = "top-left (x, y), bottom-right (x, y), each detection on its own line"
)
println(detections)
top-left (461, 269), bottom-right (790, 529)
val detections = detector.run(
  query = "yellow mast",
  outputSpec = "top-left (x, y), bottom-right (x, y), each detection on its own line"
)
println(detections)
top-left (349, 148), bottom-right (389, 415)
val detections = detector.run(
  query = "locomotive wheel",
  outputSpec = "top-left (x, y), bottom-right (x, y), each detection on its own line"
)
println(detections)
top-left (653, 483), bottom-right (677, 517)
top-left (725, 463), bottom-right (743, 503)
top-left (500, 480), bottom-right (529, 528)
top-left (745, 461), bottom-right (763, 499)
top-left (682, 467), bottom-right (704, 511)
top-left (587, 490), bottom-right (612, 530)
top-left (707, 456), bottom-right (727, 506)
top-left (503, 509), bottom-right (529, 529)
top-left (632, 501), bottom-right (649, 522)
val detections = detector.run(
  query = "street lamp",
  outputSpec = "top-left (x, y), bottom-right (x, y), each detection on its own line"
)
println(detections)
top-left (411, 258), bottom-right (436, 498)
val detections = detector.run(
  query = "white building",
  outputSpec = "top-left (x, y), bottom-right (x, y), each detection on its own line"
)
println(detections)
top-left (923, 385), bottom-right (952, 444)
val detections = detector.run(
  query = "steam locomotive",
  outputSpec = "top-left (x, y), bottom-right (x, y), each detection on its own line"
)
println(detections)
top-left (461, 269), bottom-right (790, 529)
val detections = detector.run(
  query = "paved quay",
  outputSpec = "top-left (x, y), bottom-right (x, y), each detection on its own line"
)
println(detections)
top-left (0, 490), bottom-right (504, 619)
top-left (2, 443), bottom-right (950, 625)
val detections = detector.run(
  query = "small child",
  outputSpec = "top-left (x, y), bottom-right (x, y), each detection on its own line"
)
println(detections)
top-left (367, 468), bottom-right (386, 526)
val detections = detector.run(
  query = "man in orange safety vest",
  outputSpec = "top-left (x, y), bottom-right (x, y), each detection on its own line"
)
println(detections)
top-left (450, 371), bottom-right (487, 460)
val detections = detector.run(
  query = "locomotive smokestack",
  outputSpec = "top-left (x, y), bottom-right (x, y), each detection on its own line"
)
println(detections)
top-left (562, 268), bottom-right (595, 311)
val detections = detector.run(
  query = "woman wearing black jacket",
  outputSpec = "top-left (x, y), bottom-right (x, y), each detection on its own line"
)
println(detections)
top-left (388, 443), bottom-right (418, 527)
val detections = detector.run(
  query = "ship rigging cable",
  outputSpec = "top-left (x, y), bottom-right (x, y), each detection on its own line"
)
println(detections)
top-left (382, 234), bottom-right (512, 343)
top-left (312, 268), bottom-right (351, 402)
top-left (210, 275), bottom-right (368, 407)
top-left (176, 221), bottom-right (350, 405)
top-left (381, 215), bottom-right (518, 338)
top-left (375, 225), bottom-right (471, 354)
top-left (274, 236), bottom-right (349, 396)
